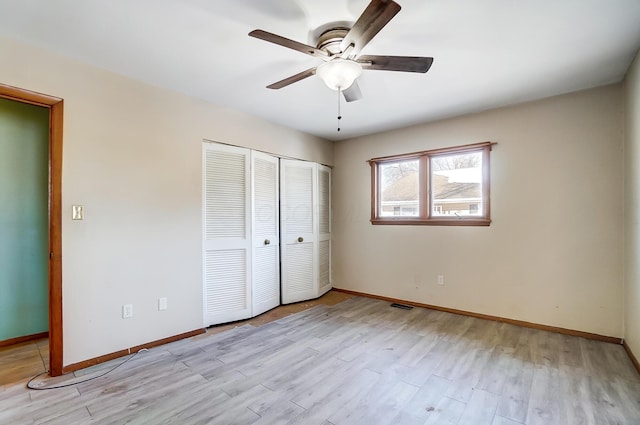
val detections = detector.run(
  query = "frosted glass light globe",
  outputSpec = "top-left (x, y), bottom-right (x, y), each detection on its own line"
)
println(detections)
top-left (316, 59), bottom-right (363, 91)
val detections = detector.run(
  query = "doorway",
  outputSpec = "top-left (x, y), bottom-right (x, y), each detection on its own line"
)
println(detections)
top-left (0, 83), bottom-right (63, 376)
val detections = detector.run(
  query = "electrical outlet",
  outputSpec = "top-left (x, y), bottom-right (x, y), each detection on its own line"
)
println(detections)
top-left (437, 275), bottom-right (445, 286)
top-left (122, 304), bottom-right (133, 318)
top-left (158, 297), bottom-right (168, 311)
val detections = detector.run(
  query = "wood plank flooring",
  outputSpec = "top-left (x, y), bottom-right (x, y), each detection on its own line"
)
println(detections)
top-left (1, 295), bottom-right (639, 424)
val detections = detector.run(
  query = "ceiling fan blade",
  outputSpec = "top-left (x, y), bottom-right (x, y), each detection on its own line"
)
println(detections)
top-left (266, 67), bottom-right (317, 89)
top-left (340, 0), bottom-right (401, 57)
top-left (358, 55), bottom-right (434, 73)
top-left (249, 29), bottom-right (329, 59)
top-left (343, 81), bottom-right (363, 102)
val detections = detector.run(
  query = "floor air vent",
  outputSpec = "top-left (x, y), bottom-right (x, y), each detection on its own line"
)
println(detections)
top-left (390, 303), bottom-right (413, 310)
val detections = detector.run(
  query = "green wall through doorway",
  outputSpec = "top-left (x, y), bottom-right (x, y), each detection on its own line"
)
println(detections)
top-left (0, 97), bottom-right (49, 341)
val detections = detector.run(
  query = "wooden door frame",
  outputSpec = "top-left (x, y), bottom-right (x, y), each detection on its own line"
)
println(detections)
top-left (0, 83), bottom-right (63, 376)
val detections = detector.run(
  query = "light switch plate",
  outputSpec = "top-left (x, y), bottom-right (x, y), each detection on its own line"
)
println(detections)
top-left (158, 297), bottom-right (168, 311)
top-left (72, 205), bottom-right (84, 220)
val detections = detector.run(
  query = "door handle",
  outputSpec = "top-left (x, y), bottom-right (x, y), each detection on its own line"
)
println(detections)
top-left (297, 237), bottom-right (304, 243)
top-left (264, 239), bottom-right (270, 245)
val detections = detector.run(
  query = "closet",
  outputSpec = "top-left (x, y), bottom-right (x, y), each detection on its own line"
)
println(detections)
top-left (202, 142), bottom-right (331, 327)
top-left (280, 159), bottom-right (332, 304)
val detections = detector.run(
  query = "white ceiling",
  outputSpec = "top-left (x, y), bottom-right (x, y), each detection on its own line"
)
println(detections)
top-left (1, 0), bottom-right (639, 141)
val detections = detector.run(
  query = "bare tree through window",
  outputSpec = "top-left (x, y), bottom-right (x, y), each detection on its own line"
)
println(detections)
top-left (380, 160), bottom-right (419, 190)
top-left (431, 153), bottom-right (480, 171)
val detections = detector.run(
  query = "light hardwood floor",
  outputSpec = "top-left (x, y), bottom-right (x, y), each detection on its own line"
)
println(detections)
top-left (1, 294), bottom-right (639, 424)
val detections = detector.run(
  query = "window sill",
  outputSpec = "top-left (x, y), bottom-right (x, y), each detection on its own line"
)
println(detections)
top-left (370, 218), bottom-right (491, 226)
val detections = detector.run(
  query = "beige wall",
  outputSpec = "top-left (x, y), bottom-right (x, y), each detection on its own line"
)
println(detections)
top-left (333, 85), bottom-right (624, 337)
top-left (0, 36), bottom-right (333, 365)
top-left (624, 50), bottom-right (640, 356)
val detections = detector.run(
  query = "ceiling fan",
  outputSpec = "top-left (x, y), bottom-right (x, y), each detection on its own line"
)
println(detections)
top-left (249, 0), bottom-right (433, 103)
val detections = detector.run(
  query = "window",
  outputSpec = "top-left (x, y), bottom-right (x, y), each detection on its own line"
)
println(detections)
top-left (369, 141), bottom-right (494, 226)
top-left (379, 159), bottom-right (419, 217)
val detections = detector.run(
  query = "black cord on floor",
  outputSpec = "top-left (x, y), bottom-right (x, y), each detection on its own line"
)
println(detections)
top-left (26, 348), bottom-right (148, 390)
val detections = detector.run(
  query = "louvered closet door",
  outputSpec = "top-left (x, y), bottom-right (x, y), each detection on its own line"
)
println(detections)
top-left (280, 159), bottom-right (317, 304)
top-left (203, 143), bottom-right (252, 326)
top-left (317, 165), bottom-right (332, 296)
top-left (251, 151), bottom-right (280, 316)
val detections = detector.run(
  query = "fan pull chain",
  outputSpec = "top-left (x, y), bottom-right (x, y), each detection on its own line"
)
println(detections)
top-left (337, 88), bottom-right (342, 132)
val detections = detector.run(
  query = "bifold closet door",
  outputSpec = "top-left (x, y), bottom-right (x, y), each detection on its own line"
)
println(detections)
top-left (280, 159), bottom-right (317, 304)
top-left (317, 164), bottom-right (332, 296)
top-left (251, 151), bottom-right (280, 316)
top-left (202, 143), bottom-right (252, 326)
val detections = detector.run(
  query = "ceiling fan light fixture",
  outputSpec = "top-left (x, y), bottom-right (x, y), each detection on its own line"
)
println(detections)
top-left (316, 59), bottom-right (362, 91)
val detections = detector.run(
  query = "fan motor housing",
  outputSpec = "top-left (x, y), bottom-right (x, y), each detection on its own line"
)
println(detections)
top-left (315, 27), bottom-right (350, 55)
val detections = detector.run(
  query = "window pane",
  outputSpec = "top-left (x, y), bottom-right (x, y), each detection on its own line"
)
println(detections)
top-left (379, 160), bottom-right (419, 217)
top-left (431, 151), bottom-right (482, 217)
